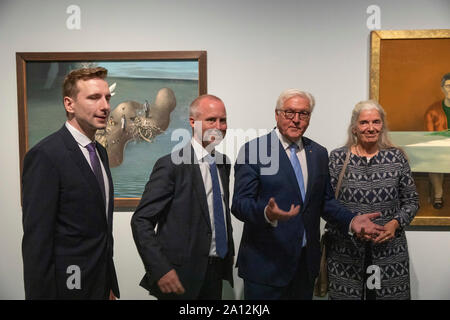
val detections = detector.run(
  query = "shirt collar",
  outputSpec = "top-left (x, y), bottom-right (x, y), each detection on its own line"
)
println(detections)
top-left (191, 137), bottom-right (214, 162)
top-left (65, 121), bottom-right (95, 148)
top-left (275, 128), bottom-right (304, 151)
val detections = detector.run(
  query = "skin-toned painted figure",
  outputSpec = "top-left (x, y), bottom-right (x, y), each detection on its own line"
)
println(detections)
top-left (95, 88), bottom-right (176, 167)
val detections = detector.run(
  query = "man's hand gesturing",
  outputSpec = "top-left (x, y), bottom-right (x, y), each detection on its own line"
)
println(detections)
top-left (266, 197), bottom-right (300, 222)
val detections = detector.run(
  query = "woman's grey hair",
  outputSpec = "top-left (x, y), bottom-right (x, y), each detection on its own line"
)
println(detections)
top-left (345, 99), bottom-right (398, 150)
top-left (275, 89), bottom-right (315, 112)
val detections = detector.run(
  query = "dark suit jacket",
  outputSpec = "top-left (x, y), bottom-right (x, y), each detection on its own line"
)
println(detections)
top-left (131, 144), bottom-right (234, 299)
top-left (231, 131), bottom-right (354, 287)
top-left (21, 125), bottom-right (120, 299)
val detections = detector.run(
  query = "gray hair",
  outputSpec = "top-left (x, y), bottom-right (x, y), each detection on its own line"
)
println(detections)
top-left (189, 94), bottom-right (223, 118)
top-left (345, 100), bottom-right (398, 150)
top-left (441, 72), bottom-right (450, 87)
top-left (276, 89), bottom-right (315, 112)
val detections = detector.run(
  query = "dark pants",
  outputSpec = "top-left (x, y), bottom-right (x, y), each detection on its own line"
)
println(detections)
top-left (155, 257), bottom-right (225, 300)
top-left (244, 248), bottom-right (313, 300)
top-left (197, 257), bottom-right (225, 299)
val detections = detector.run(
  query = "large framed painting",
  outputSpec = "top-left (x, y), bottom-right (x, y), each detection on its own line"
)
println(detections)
top-left (17, 51), bottom-right (207, 209)
top-left (370, 29), bottom-right (450, 226)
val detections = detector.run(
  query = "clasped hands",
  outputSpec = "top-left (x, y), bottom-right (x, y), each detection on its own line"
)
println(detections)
top-left (356, 218), bottom-right (399, 244)
top-left (266, 197), bottom-right (398, 244)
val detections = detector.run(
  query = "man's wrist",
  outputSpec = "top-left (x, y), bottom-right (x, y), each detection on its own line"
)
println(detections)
top-left (348, 216), bottom-right (356, 236)
top-left (264, 206), bottom-right (278, 227)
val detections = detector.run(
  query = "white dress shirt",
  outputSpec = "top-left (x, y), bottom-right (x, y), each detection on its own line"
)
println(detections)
top-left (276, 128), bottom-right (308, 188)
top-left (65, 122), bottom-right (110, 219)
top-left (191, 137), bottom-right (228, 257)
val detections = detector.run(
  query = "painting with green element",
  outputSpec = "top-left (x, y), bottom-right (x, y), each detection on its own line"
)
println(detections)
top-left (389, 131), bottom-right (450, 173)
top-left (19, 53), bottom-right (206, 208)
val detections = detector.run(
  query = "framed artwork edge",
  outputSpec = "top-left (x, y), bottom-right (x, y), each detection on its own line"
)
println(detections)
top-left (369, 29), bottom-right (450, 100)
top-left (369, 29), bottom-right (450, 226)
top-left (16, 51), bottom-right (207, 209)
top-left (410, 216), bottom-right (450, 226)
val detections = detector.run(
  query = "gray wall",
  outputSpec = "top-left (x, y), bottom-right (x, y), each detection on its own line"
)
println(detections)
top-left (1, 0), bottom-right (449, 299)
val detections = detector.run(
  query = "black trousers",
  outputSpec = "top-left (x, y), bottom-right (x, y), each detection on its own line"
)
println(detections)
top-left (244, 247), bottom-right (314, 300)
top-left (155, 257), bottom-right (225, 300)
top-left (197, 257), bottom-right (225, 300)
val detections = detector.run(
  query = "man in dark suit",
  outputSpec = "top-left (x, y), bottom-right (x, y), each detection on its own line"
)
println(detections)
top-left (21, 67), bottom-right (120, 300)
top-left (131, 94), bottom-right (234, 300)
top-left (232, 89), bottom-right (385, 300)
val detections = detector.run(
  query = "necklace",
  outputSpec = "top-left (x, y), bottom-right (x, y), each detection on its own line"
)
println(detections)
top-left (354, 144), bottom-right (378, 158)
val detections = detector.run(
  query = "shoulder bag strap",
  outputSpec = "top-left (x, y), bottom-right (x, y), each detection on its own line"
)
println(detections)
top-left (335, 148), bottom-right (351, 199)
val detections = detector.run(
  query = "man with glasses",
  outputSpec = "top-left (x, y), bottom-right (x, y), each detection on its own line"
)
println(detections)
top-left (424, 72), bottom-right (450, 209)
top-left (232, 88), bottom-right (385, 300)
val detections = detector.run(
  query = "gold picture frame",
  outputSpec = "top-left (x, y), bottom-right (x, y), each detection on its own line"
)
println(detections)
top-left (369, 29), bottom-right (450, 226)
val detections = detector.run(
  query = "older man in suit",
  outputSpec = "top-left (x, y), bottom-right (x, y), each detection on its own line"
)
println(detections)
top-left (21, 67), bottom-right (120, 299)
top-left (232, 89), bottom-right (385, 300)
top-left (131, 94), bottom-right (234, 300)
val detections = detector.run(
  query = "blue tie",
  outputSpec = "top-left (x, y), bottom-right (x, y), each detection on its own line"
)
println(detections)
top-left (289, 143), bottom-right (307, 247)
top-left (206, 155), bottom-right (228, 259)
top-left (289, 143), bottom-right (306, 202)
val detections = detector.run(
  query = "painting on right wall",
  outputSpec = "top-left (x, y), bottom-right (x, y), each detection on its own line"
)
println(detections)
top-left (370, 29), bottom-right (450, 226)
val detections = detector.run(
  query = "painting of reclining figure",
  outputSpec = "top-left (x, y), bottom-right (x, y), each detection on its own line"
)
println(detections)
top-left (96, 85), bottom-right (176, 168)
top-left (22, 56), bottom-right (203, 207)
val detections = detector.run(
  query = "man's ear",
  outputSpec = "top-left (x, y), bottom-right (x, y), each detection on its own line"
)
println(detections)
top-left (189, 116), bottom-right (195, 129)
top-left (64, 96), bottom-right (75, 114)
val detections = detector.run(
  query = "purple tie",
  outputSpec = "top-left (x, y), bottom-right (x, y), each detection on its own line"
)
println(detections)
top-left (86, 142), bottom-right (106, 204)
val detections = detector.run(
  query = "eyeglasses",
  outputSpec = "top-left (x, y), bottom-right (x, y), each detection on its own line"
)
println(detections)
top-left (277, 109), bottom-right (311, 120)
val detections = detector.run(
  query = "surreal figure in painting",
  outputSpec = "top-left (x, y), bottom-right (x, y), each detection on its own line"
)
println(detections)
top-left (26, 60), bottom-right (198, 198)
top-left (96, 87), bottom-right (176, 167)
top-left (424, 72), bottom-right (450, 209)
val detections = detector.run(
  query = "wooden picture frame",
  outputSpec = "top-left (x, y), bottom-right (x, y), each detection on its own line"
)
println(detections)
top-left (17, 51), bottom-right (207, 209)
top-left (370, 29), bottom-right (450, 226)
